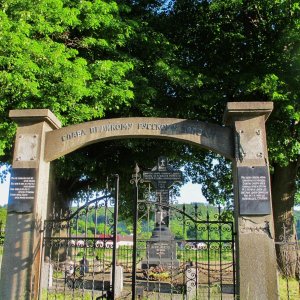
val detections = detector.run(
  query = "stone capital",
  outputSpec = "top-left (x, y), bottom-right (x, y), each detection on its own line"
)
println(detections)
top-left (223, 102), bottom-right (273, 126)
top-left (9, 109), bottom-right (61, 129)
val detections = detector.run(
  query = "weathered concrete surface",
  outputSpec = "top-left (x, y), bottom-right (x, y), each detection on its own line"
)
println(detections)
top-left (224, 102), bottom-right (279, 300)
top-left (0, 110), bottom-right (60, 300)
top-left (110, 265), bottom-right (123, 298)
top-left (44, 117), bottom-right (234, 161)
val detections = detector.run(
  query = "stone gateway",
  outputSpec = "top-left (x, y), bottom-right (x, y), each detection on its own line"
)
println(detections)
top-left (0, 102), bottom-right (279, 300)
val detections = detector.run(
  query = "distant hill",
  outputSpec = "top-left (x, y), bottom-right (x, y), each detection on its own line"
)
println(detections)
top-left (4, 204), bottom-right (300, 239)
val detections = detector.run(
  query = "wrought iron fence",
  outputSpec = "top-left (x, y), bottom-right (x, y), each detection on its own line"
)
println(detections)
top-left (129, 160), bottom-right (237, 299)
top-left (39, 165), bottom-right (237, 299)
top-left (133, 200), bottom-right (237, 300)
top-left (275, 224), bottom-right (300, 300)
top-left (40, 201), bottom-right (236, 299)
top-left (41, 194), bottom-right (118, 299)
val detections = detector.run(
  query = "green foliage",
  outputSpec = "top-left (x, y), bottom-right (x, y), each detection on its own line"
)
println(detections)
top-left (0, 206), bottom-right (7, 226)
top-left (66, 202), bottom-right (233, 242)
top-left (70, 212), bottom-right (114, 236)
top-left (0, 0), bottom-right (138, 162)
top-left (279, 276), bottom-right (300, 300)
top-left (142, 0), bottom-right (300, 209)
top-left (0, 0), bottom-right (299, 224)
top-left (170, 219), bottom-right (187, 239)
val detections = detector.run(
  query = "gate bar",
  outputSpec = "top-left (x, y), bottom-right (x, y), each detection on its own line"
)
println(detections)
top-left (112, 175), bottom-right (119, 299)
top-left (131, 165), bottom-right (141, 300)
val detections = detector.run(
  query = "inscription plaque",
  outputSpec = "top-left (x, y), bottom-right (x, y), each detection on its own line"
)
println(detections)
top-left (141, 227), bottom-right (179, 269)
top-left (143, 171), bottom-right (183, 182)
top-left (238, 166), bottom-right (271, 215)
top-left (8, 168), bottom-right (36, 213)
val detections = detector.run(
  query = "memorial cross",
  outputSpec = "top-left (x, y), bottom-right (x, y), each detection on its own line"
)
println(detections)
top-left (143, 157), bottom-right (183, 226)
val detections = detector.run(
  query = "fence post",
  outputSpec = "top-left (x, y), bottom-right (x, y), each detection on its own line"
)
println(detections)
top-left (130, 164), bottom-right (142, 300)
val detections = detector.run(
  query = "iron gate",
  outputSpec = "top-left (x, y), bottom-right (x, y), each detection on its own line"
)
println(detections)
top-left (132, 201), bottom-right (236, 299)
top-left (40, 176), bottom-right (119, 299)
top-left (131, 173), bottom-right (236, 300)
top-left (40, 177), bottom-right (236, 299)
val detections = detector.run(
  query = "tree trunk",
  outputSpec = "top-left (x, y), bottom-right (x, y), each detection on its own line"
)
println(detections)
top-left (271, 158), bottom-right (300, 278)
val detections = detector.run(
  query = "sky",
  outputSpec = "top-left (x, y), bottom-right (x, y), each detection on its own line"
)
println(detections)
top-left (0, 169), bottom-right (205, 206)
top-left (0, 171), bottom-right (10, 206)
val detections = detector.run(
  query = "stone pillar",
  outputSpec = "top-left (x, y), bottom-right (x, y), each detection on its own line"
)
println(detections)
top-left (223, 102), bottom-right (279, 300)
top-left (0, 110), bottom-right (61, 300)
top-left (110, 265), bottom-right (123, 298)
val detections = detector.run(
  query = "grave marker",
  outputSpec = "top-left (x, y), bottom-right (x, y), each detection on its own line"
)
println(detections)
top-left (143, 157), bottom-right (182, 226)
top-left (141, 157), bottom-right (182, 269)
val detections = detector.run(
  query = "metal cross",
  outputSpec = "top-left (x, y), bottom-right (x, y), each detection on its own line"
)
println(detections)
top-left (143, 157), bottom-right (182, 226)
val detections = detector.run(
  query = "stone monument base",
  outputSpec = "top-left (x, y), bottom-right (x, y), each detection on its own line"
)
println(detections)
top-left (141, 225), bottom-right (179, 269)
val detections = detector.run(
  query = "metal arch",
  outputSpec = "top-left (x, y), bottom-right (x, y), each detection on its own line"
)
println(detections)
top-left (46, 195), bottom-right (114, 222)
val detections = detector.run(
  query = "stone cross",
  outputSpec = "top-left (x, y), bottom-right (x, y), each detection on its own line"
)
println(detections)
top-left (143, 157), bottom-right (182, 226)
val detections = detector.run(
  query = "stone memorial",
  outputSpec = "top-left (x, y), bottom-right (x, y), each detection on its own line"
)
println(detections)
top-left (141, 157), bottom-right (182, 269)
top-left (40, 257), bottom-right (53, 289)
top-left (110, 265), bottom-right (123, 298)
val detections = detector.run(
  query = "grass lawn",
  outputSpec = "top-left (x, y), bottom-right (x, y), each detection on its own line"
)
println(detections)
top-left (279, 276), bottom-right (300, 300)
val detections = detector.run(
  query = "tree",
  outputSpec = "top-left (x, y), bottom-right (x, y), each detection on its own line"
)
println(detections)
top-left (0, 0), bottom-right (139, 160)
top-left (170, 219), bottom-right (187, 240)
top-left (0, 0), bottom-right (299, 276)
top-left (153, 0), bottom-right (300, 276)
top-left (0, 0), bottom-right (188, 212)
top-left (0, 0), bottom-right (189, 192)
